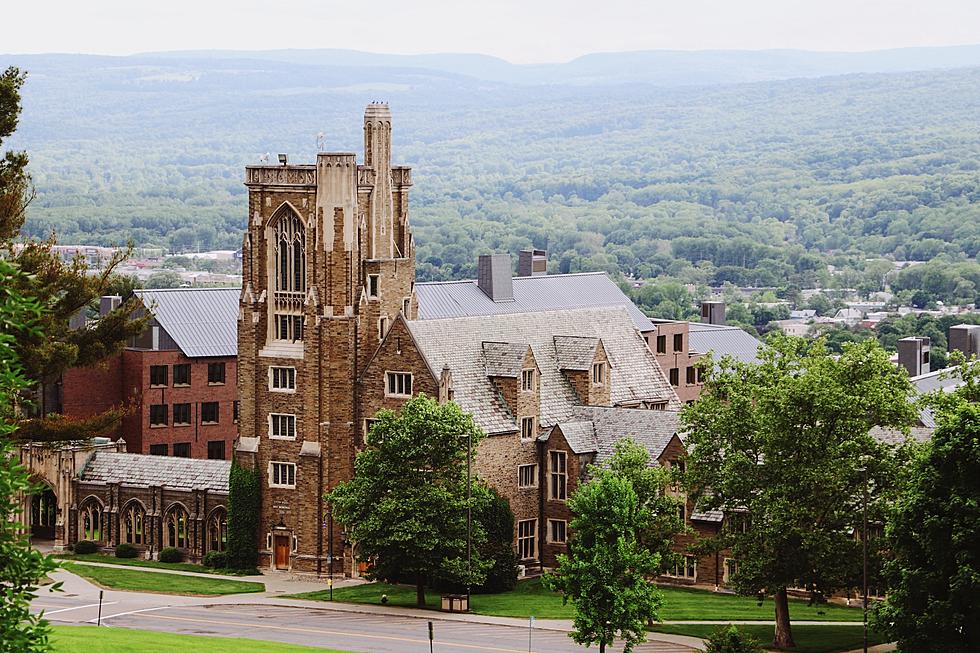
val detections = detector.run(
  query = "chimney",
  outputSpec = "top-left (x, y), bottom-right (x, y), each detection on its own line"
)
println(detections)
top-left (949, 324), bottom-right (980, 359)
top-left (701, 300), bottom-right (726, 325)
top-left (100, 295), bottom-right (122, 317)
top-left (477, 254), bottom-right (514, 303)
top-left (517, 249), bottom-right (547, 277)
top-left (897, 336), bottom-right (931, 377)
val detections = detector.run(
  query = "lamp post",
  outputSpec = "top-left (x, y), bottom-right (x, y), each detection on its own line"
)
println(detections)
top-left (857, 465), bottom-right (869, 653)
top-left (326, 508), bottom-right (334, 601)
top-left (465, 430), bottom-right (472, 609)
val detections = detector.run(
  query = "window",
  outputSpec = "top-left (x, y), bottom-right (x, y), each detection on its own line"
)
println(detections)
top-left (723, 558), bottom-right (739, 584)
top-left (201, 402), bottom-right (219, 424)
top-left (385, 372), bottom-right (413, 397)
top-left (173, 363), bottom-right (191, 386)
top-left (149, 444), bottom-right (168, 456)
top-left (669, 368), bottom-right (679, 387)
top-left (520, 416), bottom-right (536, 441)
top-left (656, 335), bottom-right (666, 354)
top-left (549, 519), bottom-right (567, 544)
top-left (173, 403), bottom-right (191, 426)
top-left (364, 418), bottom-right (380, 441)
top-left (164, 505), bottom-right (189, 549)
top-left (671, 458), bottom-right (687, 473)
top-left (517, 519), bottom-right (537, 560)
top-left (233, 400), bottom-right (240, 423)
top-left (270, 366), bottom-right (296, 391)
top-left (207, 509), bottom-right (227, 552)
top-left (208, 440), bottom-right (226, 460)
top-left (269, 462), bottom-right (296, 488)
top-left (696, 367), bottom-right (704, 384)
top-left (208, 362), bottom-right (226, 384)
top-left (402, 297), bottom-right (411, 315)
top-left (173, 442), bottom-right (191, 458)
top-left (686, 366), bottom-right (696, 385)
top-left (275, 314), bottom-right (304, 342)
top-left (726, 512), bottom-right (751, 534)
top-left (378, 316), bottom-right (388, 340)
top-left (518, 464), bottom-right (537, 489)
top-left (666, 555), bottom-right (697, 580)
top-left (269, 413), bottom-right (297, 440)
top-left (368, 274), bottom-right (380, 299)
top-left (149, 404), bottom-right (168, 427)
top-left (79, 499), bottom-right (103, 543)
top-left (272, 206), bottom-right (306, 341)
top-left (123, 502), bottom-right (145, 545)
top-left (521, 369), bottom-right (536, 392)
top-left (592, 362), bottom-right (605, 385)
top-left (550, 451), bottom-right (567, 500)
top-left (673, 333), bottom-right (683, 352)
top-left (150, 365), bottom-right (168, 387)
top-left (677, 501), bottom-right (686, 523)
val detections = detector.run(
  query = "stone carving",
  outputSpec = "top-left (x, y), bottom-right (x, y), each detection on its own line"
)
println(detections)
top-left (246, 167), bottom-right (316, 186)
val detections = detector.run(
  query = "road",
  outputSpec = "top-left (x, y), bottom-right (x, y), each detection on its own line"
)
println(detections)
top-left (34, 570), bottom-right (700, 653)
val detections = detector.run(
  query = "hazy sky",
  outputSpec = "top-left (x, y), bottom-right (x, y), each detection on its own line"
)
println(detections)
top-left (6, 0), bottom-right (980, 63)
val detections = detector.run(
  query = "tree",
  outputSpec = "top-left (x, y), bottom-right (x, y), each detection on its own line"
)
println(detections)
top-left (327, 395), bottom-right (489, 606)
top-left (471, 484), bottom-right (518, 593)
top-left (683, 335), bottom-right (917, 649)
top-left (0, 259), bottom-right (59, 653)
top-left (547, 473), bottom-right (662, 653)
top-left (226, 458), bottom-right (260, 571)
top-left (145, 271), bottom-right (184, 289)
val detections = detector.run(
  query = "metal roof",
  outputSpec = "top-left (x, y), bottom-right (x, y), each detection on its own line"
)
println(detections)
top-left (688, 323), bottom-right (762, 364)
top-left (135, 288), bottom-right (240, 358)
top-left (416, 272), bottom-right (655, 333)
top-left (79, 452), bottom-right (230, 493)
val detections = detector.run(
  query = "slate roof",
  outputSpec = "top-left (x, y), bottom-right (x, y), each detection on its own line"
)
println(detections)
top-left (482, 342), bottom-right (529, 378)
top-left (78, 452), bottom-right (230, 493)
top-left (405, 307), bottom-right (681, 435)
top-left (688, 323), bottom-right (763, 364)
top-left (554, 336), bottom-right (600, 371)
top-left (135, 288), bottom-right (240, 358)
top-left (415, 272), bottom-right (655, 333)
top-left (556, 406), bottom-right (682, 465)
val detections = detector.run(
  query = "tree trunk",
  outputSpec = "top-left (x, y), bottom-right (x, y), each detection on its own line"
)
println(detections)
top-left (416, 576), bottom-right (426, 607)
top-left (773, 586), bottom-right (795, 650)
top-left (599, 642), bottom-right (605, 653)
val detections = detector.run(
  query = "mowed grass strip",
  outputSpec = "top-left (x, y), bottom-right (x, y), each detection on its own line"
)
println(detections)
top-left (55, 553), bottom-right (252, 576)
top-left (61, 562), bottom-right (264, 595)
top-left (651, 624), bottom-right (888, 653)
top-left (51, 625), bottom-right (351, 653)
top-left (287, 578), bottom-right (862, 622)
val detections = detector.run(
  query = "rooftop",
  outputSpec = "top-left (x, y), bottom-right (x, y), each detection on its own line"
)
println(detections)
top-left (135, 287), bottom-right (239, 358)
top-left (554, 406), bottom-right (682, 465)
top-left (687, 322), bottom-right (763, 364)
top-left (78, 451), bottom-right (230, 492)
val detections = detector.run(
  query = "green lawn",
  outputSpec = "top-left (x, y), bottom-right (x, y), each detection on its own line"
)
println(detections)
top-left (54, 553), bottom-right (253, 576)
top-left (61, 563), bottom-right (264, 596)
top-left (286, 578), bottom-right (863, 622)
top-left (51, 625), bottom-right (351, 653)
top-left (651, 624), bottom-right (888, 653)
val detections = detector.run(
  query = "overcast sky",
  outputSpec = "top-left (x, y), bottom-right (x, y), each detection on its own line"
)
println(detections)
top-left (6, 0), bottom-right (980, 63)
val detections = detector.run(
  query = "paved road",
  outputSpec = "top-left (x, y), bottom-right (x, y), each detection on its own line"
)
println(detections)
top-left (34, 570), bottom-right (699, 653)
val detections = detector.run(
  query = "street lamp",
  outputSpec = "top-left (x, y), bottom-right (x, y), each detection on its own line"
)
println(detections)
top-left (325, 508), bottom-right (334, 601)
top-left (461, 431), bottom-right (473, 608)
top-left (856, 465), bottom-right (869, 653)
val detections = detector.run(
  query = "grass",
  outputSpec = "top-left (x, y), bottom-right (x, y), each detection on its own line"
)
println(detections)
top-left (287, 578), bottom-right (863, 622)
top-left (651, 624), bottom-right (888, 653)
top-left (54, 553), bottom-right (254, 576)
top-left (61, 562), bottom-right (264, 596)
top-left (51, 625), bottom-right (351, 653)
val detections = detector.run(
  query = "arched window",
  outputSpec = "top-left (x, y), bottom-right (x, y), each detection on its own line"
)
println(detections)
top-left (123, 502), bottom-right (145, 545)
top-left (164, 505), bottom-right (189, 549)
top-left (271, 206), bottom-right (305, 342)
top-left (79, 498), bottom-right (103, 543)
top-left (207, 509), bottom-right (227, 553)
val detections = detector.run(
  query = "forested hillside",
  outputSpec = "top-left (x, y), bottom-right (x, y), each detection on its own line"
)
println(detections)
top-left (4, 52), bottom-right (980, 304)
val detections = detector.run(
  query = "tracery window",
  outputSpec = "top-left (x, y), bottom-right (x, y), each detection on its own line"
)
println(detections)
top-left (164, 505), bottom-right (189, 549)
top-left (207, 509), bottom-right (228, 553)
top-left (271, 207), bottom-right (306, 341)
top-left (123, 502), bottom-right (145, 545)
top-left (79, 499), bottom-right (103, 543)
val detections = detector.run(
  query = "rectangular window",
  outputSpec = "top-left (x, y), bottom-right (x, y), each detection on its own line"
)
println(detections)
top-left (173, 442), bottom-right (191, 458)
top-left (208, 362), bottom-right (226, 384)
top-left (378, 316), bottom-right (388, 340)
top-left (686, 366), bottom-right (696, 385)
top-left (696, 367), bottom-right (704, 384)
top-left (270, 366), bottom-right (296, 391)
top-left (656, 335), bottom-right (666, 354)
top-left (269, 413), bottom-right (297, 440)
top-left (669, 367), bottom-right (679, 386)
top-left (201, 402), bottom-right (219, 424)
top-left (233, 400), bottom-right (240, 423)
top-left (723, 558), bottom-right (739, 584)
top-left (677, 501), bottom-right (686, 523)
top-left (275, 314), bottom-right (303, 342)
top-left (150, 365), bottom-right (168, 387)
top-left (402, 297), bottom-right (410, 315)
top-left (517, 519), bottom-right (537, 560)
top-left (173, 403), bottom-right (191, 425)
top-left (368, 274), bottom-right (380, 299)
top-left (520, 416), bottom-right (536, 441)
top-left (592, 362), bottom-right (605, 385)
top-left (518, 463), bottom-right (537, 489)
top-left (149, 443), bottom-right (168, 456)
top-left (667, 555), bottom-right (698, 580)
top-left (673, 333), bottom-right (684, 352)
top-left (149, 404), bottom-right (168, 426)
top-left (208, 440), bottom-right (226, 460)
top-left (549, 519), bottom-right (567, 544)
top-left (385, 372), bottom-right (413, 397)
top-left (269, 462), bottom-right (296, 488)
top-left (671, 459), bottom-right (687, 473)
top-left (550, 450), bottom-right (567, 500)
top-left (363, 418), bottom-right (380, 441)
top-left (173, 363), bottom-right (191, 386)
top-left (521, 369), bottom-right (536, 392)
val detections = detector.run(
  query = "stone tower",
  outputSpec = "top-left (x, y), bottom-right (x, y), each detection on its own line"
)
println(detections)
top-left (236, 103), bottom-right (415, 573)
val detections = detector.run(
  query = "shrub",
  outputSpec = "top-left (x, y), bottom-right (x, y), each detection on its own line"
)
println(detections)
top-left (114, 543), bottom-right (138, 559)
top-left (73, 540), bottom-right (98, 554)
top-left (203, 551), bottom-right (227, 569)
top-left (475, 485), bottom-right (518, 593)
top-left (704, 625), bottom-right (766, 653)
top-left (159, 547), bottom-right (184, 563)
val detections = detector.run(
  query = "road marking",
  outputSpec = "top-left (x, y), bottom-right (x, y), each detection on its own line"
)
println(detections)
top-left (43, 601), bottom-right (118, 615)
top-left (89, 606), bottom-right (170, 624)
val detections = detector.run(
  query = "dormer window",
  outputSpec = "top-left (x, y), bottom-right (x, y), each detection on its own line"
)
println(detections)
top-left (521, 369), bottom-right (536, 392)
top-left (592, 362), bottom-right (606, 386)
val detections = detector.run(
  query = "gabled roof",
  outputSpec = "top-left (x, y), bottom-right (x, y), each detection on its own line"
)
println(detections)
top-left (688, 322), bottom-right (762, 364)
top-left (78, 452), bottom-right (230, 493)
top-left (554, 335), bottom-right (600, 371)
top-left (135, 288), bottom-right (239, 358)
top-left (482, 342), bottom-right (529, 378)
top-left (405, 307), bottom-right (680, 435)
top-left (560, 406), bottom-right (682, 465)
top-left (415, 272), bottom-right (655, 333)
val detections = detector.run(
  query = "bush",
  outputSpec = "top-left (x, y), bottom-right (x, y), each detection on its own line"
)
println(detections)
top-left (73, 540), bottom-right (98, 554)
top-left (475, 486), bottom-right (518, 593)
top-left (114, 543), bottom-right (138, 559)
top-left (227, 459), bottom-right (261, 571)
top-left (203, 551), bottom-right (227, 569)
top-left (704, 625), bottom-right (765, 653)
top-left (159, 547), bottom-right (184, 563)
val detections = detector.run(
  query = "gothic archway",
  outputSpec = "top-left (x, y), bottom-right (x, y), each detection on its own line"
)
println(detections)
top-left (78, 496), bottom-right (105, 543)
top-left (30, 482), bottom-right (57, 540)
top-left (206, 508), bottom-right (227, 553)
top-left (164, 503), bottom-right (189, 549)
top-left (122, 500), bottom-right (146, 546)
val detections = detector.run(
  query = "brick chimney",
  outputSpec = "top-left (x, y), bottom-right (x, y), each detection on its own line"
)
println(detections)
top-left (949, 324), bottom-right (980, 359)
top-left (517, 249), bottom-right (547, 277)
top-left (700, 300), bottom-right (726, 325)
top-left (897, 336), bottom-right (931, 377)
top-left (477, 254), bottom-right (514, 303)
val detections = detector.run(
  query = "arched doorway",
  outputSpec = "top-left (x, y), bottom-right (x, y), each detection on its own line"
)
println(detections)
top-left (206, 508), bottom-right (227, 553)
top-left (30, 483), bottom-right (58, 541)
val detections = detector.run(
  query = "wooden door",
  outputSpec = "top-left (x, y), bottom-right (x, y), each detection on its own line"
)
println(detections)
top-left (274, 535), bottom-right (290, 570)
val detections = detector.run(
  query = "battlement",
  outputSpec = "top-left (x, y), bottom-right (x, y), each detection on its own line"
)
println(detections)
top-left (245, 165), bottom-right (316, 187)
